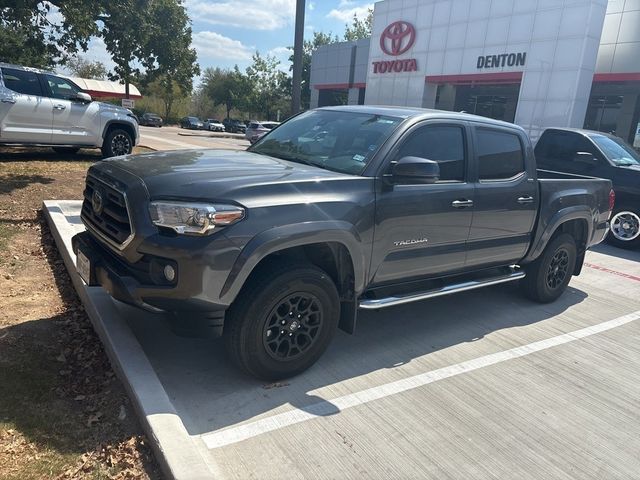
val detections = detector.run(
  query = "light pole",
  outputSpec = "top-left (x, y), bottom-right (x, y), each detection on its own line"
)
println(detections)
top-left (291, 0), bottom-right (306, 114)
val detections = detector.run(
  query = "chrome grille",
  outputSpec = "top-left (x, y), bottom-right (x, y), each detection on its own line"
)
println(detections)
top-left (81, 174), bottom-right (133, 248)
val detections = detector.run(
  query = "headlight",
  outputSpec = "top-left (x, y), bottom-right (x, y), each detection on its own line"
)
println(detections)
top-left (149, 201), bottom-right (245, 235)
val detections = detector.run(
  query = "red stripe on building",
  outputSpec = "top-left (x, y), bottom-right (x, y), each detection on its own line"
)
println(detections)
top-left (593, 73), bottom-right (640, 82)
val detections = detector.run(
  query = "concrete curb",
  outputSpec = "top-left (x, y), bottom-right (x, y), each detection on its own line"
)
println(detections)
top-left (43, 201), bottom-right (218, 480)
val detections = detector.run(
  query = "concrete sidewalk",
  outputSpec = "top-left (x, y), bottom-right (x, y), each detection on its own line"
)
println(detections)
top-left (46, 200), bottom-right (640, 480)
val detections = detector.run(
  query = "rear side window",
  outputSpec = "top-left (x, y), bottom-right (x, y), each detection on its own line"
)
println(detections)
top-left (397, 125), bottom-right (466, 182)
top-left (535, 131), bottom-right (597, 162)
top-left (476, 128), bottom-right (525, 181)
top-left (1, 68), bottom-right (43, 96)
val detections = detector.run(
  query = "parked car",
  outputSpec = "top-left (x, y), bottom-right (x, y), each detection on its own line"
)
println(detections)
top-left (0, 63), bottom-right (138, 157)
top-left (72, 106), bottom-right (612, 380)
top-left (535, 128), bottom-right (640, 249)
top-left (246, 121), bottom-right (280, 144)
top-left (222, 118), bottom-right (246, 134)
top-left (179, 116), bottom-right (204, 130)
top-left (139, 112), bottom-right (163, 127)
top-left (204, 119), bottom-right (225, 132)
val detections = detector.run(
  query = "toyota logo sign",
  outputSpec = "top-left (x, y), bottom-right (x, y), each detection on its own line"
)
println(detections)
top-left (380, 21), bottom-right (416, 56)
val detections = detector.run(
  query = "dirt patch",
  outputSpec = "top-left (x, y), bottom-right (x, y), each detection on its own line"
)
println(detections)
top-left (0, 147), bottom-right (161, 479)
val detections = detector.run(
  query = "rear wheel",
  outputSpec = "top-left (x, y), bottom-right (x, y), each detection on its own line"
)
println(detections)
top-left (101, 128), bottom-right (133, 158)
top-left (52, 147), bottom-right (80, 155)
top-left (521, 233), bottom-right (577, 303)
top-left (224, 263), bottom-right (340, 380)
top-left (606, 205), bottom-right (640, 249)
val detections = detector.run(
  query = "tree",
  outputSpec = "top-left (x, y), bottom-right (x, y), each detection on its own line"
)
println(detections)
top-left (0, 1), bottom-right (97, 68)
top-left (144, 75), bottom-right (188, 122)
top-left (246, 53), bottom-right (290, 120)
top-left (343, 8), bottom-right (373, 41)
top-left (289, 31), bottom-right (338, 110)
top-left (99, 0), bottom-right (198, 98)
top-left (66, 56), bottom-right (107, 79)
top-left (202, 67), bottom-right (250, 120)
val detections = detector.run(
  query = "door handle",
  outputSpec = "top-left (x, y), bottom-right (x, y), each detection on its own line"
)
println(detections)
top-left (452, 199), bottom-right (474, 208)
top-left (1, 98), bottom-right (16, 104)
top-left (517, 196), bottom-right (535, 204)
top-left (53, 104), bottom-right (66, 110)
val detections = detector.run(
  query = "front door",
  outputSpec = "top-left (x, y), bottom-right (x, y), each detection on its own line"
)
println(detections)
top-left (370, 122), bottom-right (474, 286)
top-left (44, 74), bottom-right (101, 145)
top-left (465, 126), bottom-right (537, 269)
top-left (0, 67), bottom-right (53, 143)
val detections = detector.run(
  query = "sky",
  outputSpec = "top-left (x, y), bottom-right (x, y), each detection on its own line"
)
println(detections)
top-left (78, 0), bottom-right (374, 78)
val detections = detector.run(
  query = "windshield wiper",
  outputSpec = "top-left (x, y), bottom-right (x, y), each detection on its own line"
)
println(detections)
top-left (260, 151), bottom-right (320, 168)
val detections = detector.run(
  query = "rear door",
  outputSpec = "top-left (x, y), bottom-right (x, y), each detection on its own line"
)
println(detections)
top-left (44, 74), bottom-right (101, 145)
top-left (465, 125), bottom-right (537, 268)
top-left (370, 121), bottom-right (474, 286)
top-left (0, 67), bottom-right (53, 143)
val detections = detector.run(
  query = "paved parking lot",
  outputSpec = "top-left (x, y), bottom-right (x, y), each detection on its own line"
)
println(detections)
top-left (46, 200), bottom-right (640, 480)
top-left (139, 125), bottom-right (250, 151)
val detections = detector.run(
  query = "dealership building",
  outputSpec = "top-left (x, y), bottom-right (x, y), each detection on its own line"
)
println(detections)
top-left (310, 0), bottom-right (640, 145)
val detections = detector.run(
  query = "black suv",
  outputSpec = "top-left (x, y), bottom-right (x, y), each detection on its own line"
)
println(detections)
top-left (536, 128), bottom-right (640, 249)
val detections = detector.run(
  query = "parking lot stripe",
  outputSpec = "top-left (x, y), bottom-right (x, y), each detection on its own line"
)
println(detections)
top-left (584, 262), bottom-right (640, 283)
top-left (201, 310), bottom-right (640, 450)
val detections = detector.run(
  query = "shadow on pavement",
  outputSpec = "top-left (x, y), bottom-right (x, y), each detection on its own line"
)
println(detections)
top-left (590, 243), bottom-right (640, 263)
top-left (121, 281), bottom-right (588, 436)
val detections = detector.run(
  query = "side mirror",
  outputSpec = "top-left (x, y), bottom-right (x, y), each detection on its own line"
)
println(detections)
top-left (74, 92), bottom-right (92, 103)
top-left (574, 151), bottom-right (597, 164)
top-left (392, 156), bottom-right (440, 184)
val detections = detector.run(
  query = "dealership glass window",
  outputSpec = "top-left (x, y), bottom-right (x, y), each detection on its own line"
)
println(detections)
top-left (585, 82), bottom-right (640, 146)
top-left (435, 83), bottom-right (521, 124)
top-left (476, 128), bottom-right (525, 180)
top-left (318, 88), bottom-right (348, 107)
top-left (1, 67), bottom-right (43, 96)
top-left (396, 125), bottom-right (466, 182)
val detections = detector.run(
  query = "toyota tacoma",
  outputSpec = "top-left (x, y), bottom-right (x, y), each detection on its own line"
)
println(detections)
top-left (72, 106), bottom-right (613, 380)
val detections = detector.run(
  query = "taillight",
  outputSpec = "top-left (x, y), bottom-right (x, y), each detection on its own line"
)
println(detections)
top-left (609, 189), bottom-right (616, 212)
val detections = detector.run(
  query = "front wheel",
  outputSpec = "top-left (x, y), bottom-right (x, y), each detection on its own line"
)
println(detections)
top-left (521, 233), bottom-right (577, 303)
top-left (606, 206), bottom-right (640, 250)
top-left (224, 263), bottom-right (340, 380)
top-left (101, 128), bottom-right (133, 158)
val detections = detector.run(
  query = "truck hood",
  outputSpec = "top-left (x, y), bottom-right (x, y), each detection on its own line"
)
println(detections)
top-left (97, 102), bottom-right (132, 115)
top-left (101, 149), bottom-right (355, 202)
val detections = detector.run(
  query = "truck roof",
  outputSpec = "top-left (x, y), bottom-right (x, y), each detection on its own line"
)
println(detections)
top-left (0, 62), bottom-right (54, 75)
top-left (318, 105), bottom-right (524, 132)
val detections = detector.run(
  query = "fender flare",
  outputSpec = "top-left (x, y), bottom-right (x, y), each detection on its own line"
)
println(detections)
top-left (219, 221), bottom-right (367, 305)
top-left (523, 205), bottom-right (593, 263)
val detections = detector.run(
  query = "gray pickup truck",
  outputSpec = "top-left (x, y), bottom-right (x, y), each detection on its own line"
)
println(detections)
top-left (72, 106), bottom-right (613, 380)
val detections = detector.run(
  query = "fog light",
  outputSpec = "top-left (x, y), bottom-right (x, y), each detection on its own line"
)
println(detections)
top-left (163, 264), bottom-right (176, 282)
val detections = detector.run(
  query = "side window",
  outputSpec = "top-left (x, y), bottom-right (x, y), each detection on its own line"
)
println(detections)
top-left (536, 132), bottom-right (596, 163)
top-left (477, 128), bottom-right (525, 181)
top-left (397, 125), bottom-right (466, 182)
top-left (1, 68), bottom-right (43, 96)
top-left (44, 74), bottom-right (80, 100)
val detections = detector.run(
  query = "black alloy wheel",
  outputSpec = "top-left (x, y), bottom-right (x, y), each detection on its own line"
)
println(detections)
top-left (224, 262), bottom-right (340, 380)
top-left (521, 233), bottom-right (577, 303)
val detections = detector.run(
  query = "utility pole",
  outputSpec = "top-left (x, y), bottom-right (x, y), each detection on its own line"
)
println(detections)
top-left (291, 0), bottom-right (306, 114)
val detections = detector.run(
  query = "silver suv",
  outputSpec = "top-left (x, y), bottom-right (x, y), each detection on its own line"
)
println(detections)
top-left (0, 63), bottom-right (139, 157)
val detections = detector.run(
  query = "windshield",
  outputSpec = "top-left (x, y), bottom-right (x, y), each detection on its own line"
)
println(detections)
top-left (591, 134), bottom-right (640, 166)
top-left (249, 110), bottom-right (403, 175)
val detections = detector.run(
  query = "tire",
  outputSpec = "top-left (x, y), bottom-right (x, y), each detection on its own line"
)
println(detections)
top-left (521, 233), bottom-right (577, 303)
top-left (224, 263), bottom-right (340, 380)
top-left (101, 128), bottom-right (133, 158)
top-left (605, 205), bottom-right (640, 250)
top-left (52, 147), bottom-right (80, 155)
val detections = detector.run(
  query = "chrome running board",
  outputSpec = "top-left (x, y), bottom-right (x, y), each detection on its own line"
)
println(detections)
top-left (359, 269), bottom-right (525, 310)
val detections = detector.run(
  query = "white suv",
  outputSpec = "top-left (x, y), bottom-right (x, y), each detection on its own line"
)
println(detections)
top-left (0, 63), bottom-right (139, 157)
